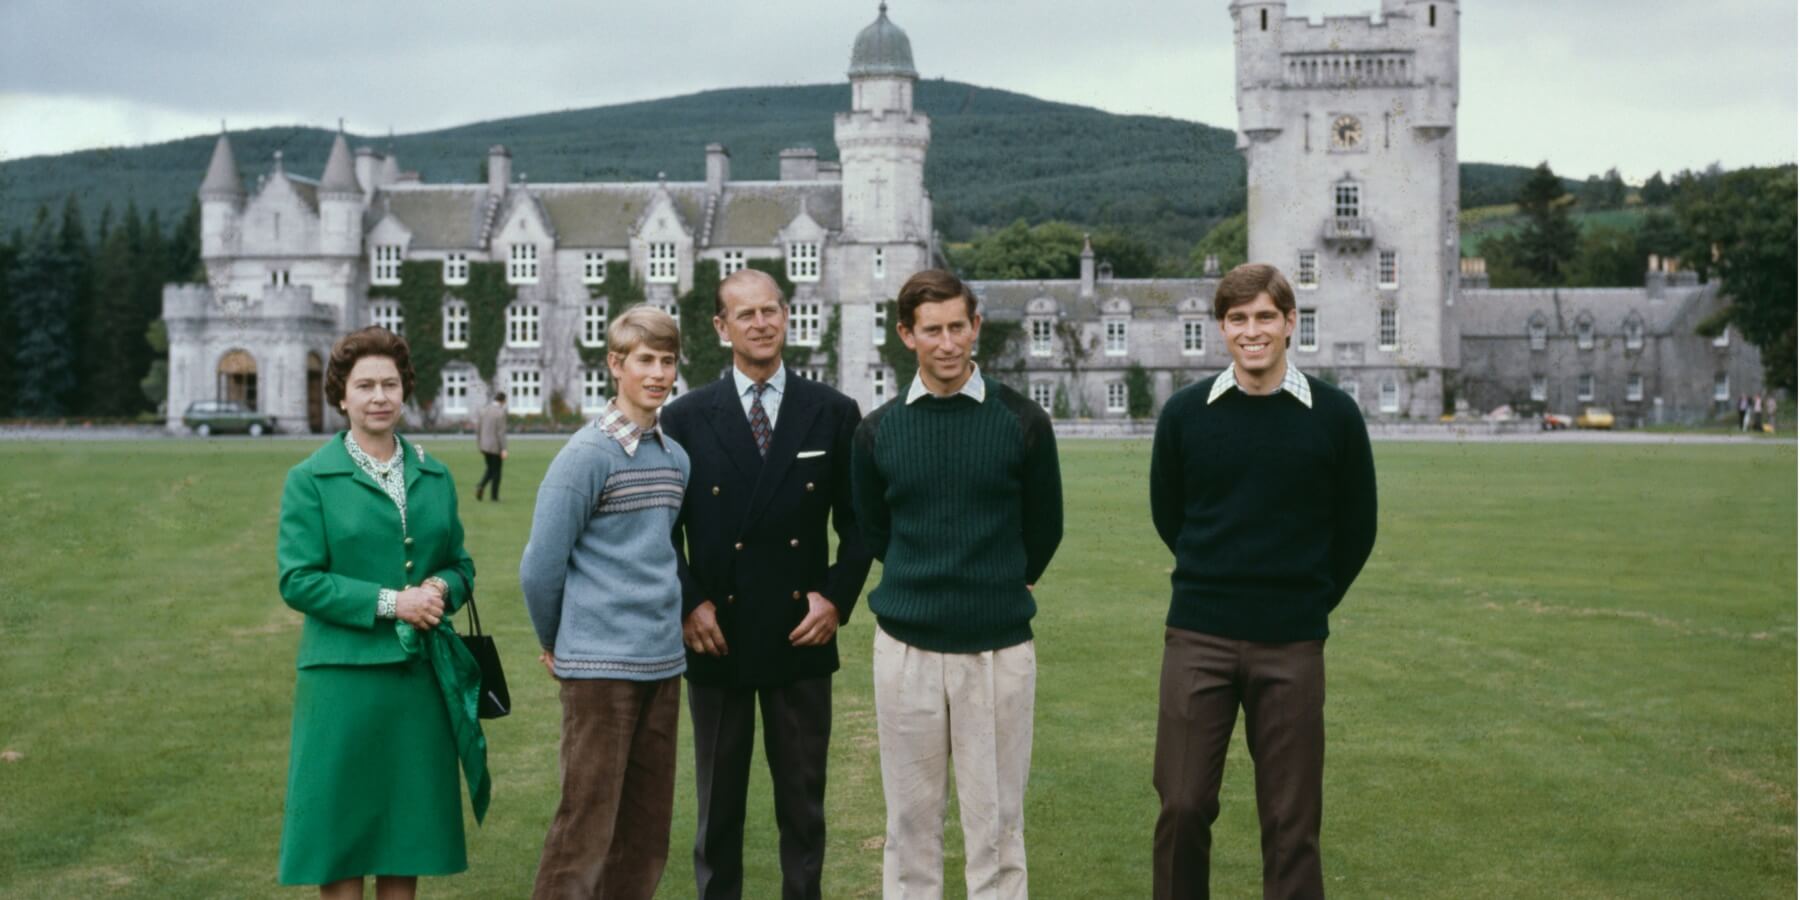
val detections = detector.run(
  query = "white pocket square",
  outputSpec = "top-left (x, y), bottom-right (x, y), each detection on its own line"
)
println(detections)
top-left (796, 450), bottom-right (827, 459)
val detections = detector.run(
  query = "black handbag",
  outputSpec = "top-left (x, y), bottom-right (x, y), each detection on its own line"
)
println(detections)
top-left (460, 589), bottom-right (512, 719)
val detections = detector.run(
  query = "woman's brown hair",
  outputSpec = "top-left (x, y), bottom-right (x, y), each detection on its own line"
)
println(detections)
top-left (324, 326), bottom-right (416, 407)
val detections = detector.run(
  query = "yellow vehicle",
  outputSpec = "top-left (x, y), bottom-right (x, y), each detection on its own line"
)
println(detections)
top-left (1575, 407), bottom-right (1615, 430)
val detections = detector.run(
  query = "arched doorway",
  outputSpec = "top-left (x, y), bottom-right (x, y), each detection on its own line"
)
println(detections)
top-left (307, 352), bottom-right (324, 433)
top-left (217, 350), bottom-right (258, 409)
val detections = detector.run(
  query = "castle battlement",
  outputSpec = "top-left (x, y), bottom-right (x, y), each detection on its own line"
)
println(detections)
top-left (162, 284), bottom-right (213, 320)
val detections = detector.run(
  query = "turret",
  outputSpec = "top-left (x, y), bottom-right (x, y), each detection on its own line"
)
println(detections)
top-left (1232, 0), bottom-right (1288, 140)
top-left (835, 3), bottom-right (931, 242)
top-left (199, 129), bottom-right (243, 260)
top-left (318, 129), bottom-right (363, 257)
top-left (1404, 0), bottom-right (1458, 135)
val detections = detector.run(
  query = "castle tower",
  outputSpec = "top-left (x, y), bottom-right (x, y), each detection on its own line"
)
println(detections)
top-left (199, 130), bottom-right (243, 260)
top-left (1232, 0), bottom-right (1460, 418)
top-left (834, 3), bottom-right (934, 403)
top-left (317, 128), bottom-right (364, 258)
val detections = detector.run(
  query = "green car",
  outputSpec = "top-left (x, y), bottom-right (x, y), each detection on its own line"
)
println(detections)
top-left (183, 400), bottom-right (279, 437)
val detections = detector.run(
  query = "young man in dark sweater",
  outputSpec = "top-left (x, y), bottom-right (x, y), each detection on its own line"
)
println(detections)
top-left (851, 269), bottom-right (1063, 900)
top-left (1148, 262), bottom-right (1377, 900)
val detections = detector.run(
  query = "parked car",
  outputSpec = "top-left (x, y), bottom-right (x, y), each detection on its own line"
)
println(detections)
top-left (1541, 413), bottom-right (1573, 431)
top-left (183, 400), bottom-right (278, 436)
top-left (1576, 407), bottom-right (1616, 430)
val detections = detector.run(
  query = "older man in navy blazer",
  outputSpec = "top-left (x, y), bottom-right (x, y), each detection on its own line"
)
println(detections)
top-left (662, 268), bottom-right (873, 900)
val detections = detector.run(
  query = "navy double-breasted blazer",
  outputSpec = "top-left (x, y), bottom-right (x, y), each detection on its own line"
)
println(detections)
top-left (662, 372), bottom-right (874, 688)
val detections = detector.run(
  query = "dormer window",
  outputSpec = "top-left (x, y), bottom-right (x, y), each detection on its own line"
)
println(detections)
top-left (720, 250), bottom-right (745, 278)
top-left (1625, 316), bottom-right (1644, 350)
top-left (1104, 317), bottom-right (1128, 356)
top-left (444, 252), bottom-right (468, 286)
top-left (372, 245), bottom-right (402, 286)
top-left (1576, 315), bottom-right (1595, 350)
top-left (788, 242), bottom-right (821, 282)
top-left (507, 244), bottom-right (538, 284)
top-left (1031, 318), bottom-right (1055, 357)
top-left (647, 242), bottom-right (678, 283)
top-left (583, 252), bottom-right (607, 285)
top-left (1528, 314), bottom-right (1548, 351)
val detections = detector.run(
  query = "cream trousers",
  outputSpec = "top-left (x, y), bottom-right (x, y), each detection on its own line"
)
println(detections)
top-left (873, 626), bottom-right (1036, 900)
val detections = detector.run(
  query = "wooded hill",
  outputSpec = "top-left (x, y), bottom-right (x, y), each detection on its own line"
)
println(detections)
top-left (0, 80), bottom-right (1566, 256)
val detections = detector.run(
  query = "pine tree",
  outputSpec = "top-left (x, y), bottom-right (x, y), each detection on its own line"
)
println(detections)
top-left (9, 206), bottom-right (78, 416)
top-left (58, 195), bottom-right (95, 412)
top-left (0, 233), bottom-right (16, 414)
top-left (1513, 163), bottom-right (1580, 285)
top-left (89, 209), bottom-right (139, 415)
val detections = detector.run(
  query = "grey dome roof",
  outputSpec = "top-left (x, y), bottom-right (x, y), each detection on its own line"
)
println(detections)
top-left (848, 3), bottom-right (917, 79)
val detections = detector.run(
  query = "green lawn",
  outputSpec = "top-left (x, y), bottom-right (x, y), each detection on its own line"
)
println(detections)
top-left (0, 438), bottom-right (1793, 898)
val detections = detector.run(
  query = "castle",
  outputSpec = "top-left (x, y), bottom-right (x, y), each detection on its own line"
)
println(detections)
top-left (163, 1), bottom-right (1762, 433)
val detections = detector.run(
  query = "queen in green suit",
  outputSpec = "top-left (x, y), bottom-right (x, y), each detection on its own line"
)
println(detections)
top-left (276, 327), bottom-right (490, 899)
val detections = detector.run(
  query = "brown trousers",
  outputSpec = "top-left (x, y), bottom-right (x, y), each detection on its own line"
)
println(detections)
top-left (1153, 628), bottom-right (1326, 900)
top-left (533, 676), bottom-right (681, 900)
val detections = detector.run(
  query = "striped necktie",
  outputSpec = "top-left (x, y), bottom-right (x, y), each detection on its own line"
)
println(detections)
top-left (749, 383), bottom-right (771, 457)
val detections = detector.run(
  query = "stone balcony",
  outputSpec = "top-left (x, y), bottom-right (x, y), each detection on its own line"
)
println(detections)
top-left (1322, 216), bottom-right (1374, 251)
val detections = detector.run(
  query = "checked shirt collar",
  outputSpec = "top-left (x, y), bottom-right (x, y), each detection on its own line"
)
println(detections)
top-left (596, 399), bottom-right (664, 457)
top-left (1206, 361), bottom-right (1313, 409)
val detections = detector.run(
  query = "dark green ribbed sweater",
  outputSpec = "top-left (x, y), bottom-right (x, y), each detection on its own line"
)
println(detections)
top-left (850, 376), bottom-right (1064, 653)
top-left (1148, 374), bottom-right (1377, 642)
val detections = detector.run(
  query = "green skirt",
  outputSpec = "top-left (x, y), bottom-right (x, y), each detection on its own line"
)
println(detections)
top-left (278, 657), bottom-right (468, 885)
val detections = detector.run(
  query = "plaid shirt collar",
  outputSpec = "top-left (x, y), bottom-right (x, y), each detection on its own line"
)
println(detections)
top-left (596, 399), bottom-right (664, 457)
top-left (1206, 362), bottom-right (1313, 409)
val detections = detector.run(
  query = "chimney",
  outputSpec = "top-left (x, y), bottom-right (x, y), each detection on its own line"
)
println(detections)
top-left (705, 143), bottom-right (731, 194)
top-left (817, 161), bottom-right (842, 182)
top-left (487, 145), bottom-right (512, 195)
top-left (779, 147), bottom-right (819, 181)
top-left (1079, 234), bottom-right (1096, 298)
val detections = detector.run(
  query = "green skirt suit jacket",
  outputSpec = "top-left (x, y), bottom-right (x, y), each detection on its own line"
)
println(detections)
top-left (275, 434), bottom-right (478, 885)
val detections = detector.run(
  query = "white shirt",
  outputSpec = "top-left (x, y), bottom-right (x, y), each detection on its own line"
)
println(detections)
top-left (1206, 361), bottom-right (1314, 409)
top-left (905, 362), bottom-right (987, 405)
top-left (733, 363), bottom-right (788, 429)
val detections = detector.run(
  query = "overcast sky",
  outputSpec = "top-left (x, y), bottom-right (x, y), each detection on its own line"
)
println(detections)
top-left (1, 0), bottom-right (1793, 182)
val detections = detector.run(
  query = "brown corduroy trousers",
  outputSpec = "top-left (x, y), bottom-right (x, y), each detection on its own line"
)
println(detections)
top-left (1152, 627), bottom-right (1327, 900)
top-left (533, 676), bottom-right (681, 900)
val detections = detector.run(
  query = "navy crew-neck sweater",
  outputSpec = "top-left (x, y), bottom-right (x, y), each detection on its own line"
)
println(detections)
top-left (1148, 374), bottom-right (1377, 642)
top-left (850, 376), bottom-right (1064, 653)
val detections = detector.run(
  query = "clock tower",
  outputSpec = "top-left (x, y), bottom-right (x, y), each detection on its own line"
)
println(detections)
top-left (1232, 0), bottom-right (1460, 417)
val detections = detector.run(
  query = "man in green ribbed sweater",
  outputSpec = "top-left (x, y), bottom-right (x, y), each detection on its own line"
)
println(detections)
top-left (1148, 262), bottom-right (1377, 900)
top-left (851, 269), bottom-right (1063, 900)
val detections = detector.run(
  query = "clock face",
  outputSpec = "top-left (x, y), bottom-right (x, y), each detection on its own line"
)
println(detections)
top-left (1332, 115), bottom-right (1363, 149)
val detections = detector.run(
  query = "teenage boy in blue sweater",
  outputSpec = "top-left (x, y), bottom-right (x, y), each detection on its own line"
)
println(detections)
top-left (1148, 263), bottom-right (1377, 900)
top-left (521, 305), bottom-right (691, 900)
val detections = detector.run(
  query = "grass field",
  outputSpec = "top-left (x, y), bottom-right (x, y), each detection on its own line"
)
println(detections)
top-left (0, 438), bottom-right (1793, 898)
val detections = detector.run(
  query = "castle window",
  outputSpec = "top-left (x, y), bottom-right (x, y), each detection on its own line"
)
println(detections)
top-left (1379, 308), bottom-right (1398, 351)
top-left (1714, 372), bottom-right (1730, 401)
top-left (1528, 315), bottom-right (1548, 351)
top-left (789, 301), bottom-right (822, 347)
top-left (441, 369), bottom-right (469, 414)
top-left (1531, 374), bottom-right (1547, 402)
top-left (507, 303), bottom-right (541, 348)
top-left (582, 301), bottom-right (608, 348)
top-left (1577, 373), bottom-right (1595, 402)
top-left (1712, 325), bottom-right (1731, 348)
top-left (1297, 251), bottom-right (1319, 288)
top-left (1625, 317), bottom-right (1644, 350)
top-left (787, 242), bottom-right (821, 282)
top-left (1378, 250), bottom-right (1398, 288)
top-left (1341, 379), bottom-right (1360, 405)
top-left (270, 269), bottom-right (290, 287)
top-left (1260, 8), bottom-right (1268, 30)
top-left (443, 300), bottom-right (469, 349)
top-left (583, 252), bottom-right (607, 285)
top-left (1626, 374), bottom-right (1644, 402)
top-left (720, 250), bottom-right (745, 278)
top-left (1104, 317), bottom-right (1128, 356)
top-left (1031, 319), bottom-right (1055, 357)
top-left (874, 303), bottom-right (888, 346)
top-left (1182, 318), bottom-right (1206, 355)
top-left (1429, 4), bottom-right (1437, 27)
top-left (1031, 381), bottom-right (1054, 412)
top-left (1297, 309), bottom-right (1318, 352)
top-left (874, 247), bottom-right (887, 280)
top-left (794, 366), bottom-right (828, 382)
top-left (444, 252), bottom-right (468, 286)
top-left (582, 368), bottom-right (609, 414)
top-left (1379, 379), bottom-right (1400, 413)
top-left (647, 242), bottom-right (678, 283)
top-left (1576, 315), bottom-right (1595, 350)
top-left (370, 300), bottom-right (404, 337)
top-left (507, 244), bottom-right (538, 284)
top-left (1106, 382), bottom-right (1127, 414)
top-left (372, 244), bottom-right (402, 286)
top-left (872, 367), bottom-right (890, 402)
top-left (1334, 182), bottom-right (1361, 219)
top-left (509, 368), bottom-right (543, 414)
